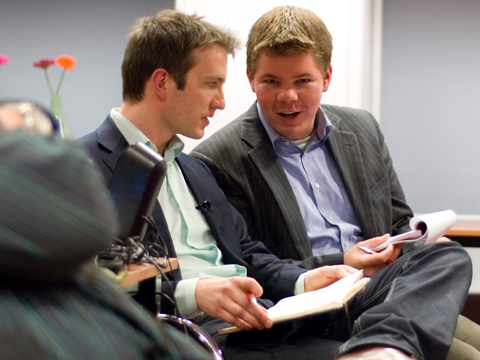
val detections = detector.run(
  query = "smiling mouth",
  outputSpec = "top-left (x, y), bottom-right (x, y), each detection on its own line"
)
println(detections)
top-left (280, 112), bottom-right (299, 118)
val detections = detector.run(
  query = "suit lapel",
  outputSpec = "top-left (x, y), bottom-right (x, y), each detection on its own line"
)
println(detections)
top-left (176, 154), bottom-right (245, 257)
top-left (324, 108), bottom-right (376, 237)
top-left (176, 155), bottom-right (227, 239)
top-left (241, 104), bottom-right (312, 259)
top-left (96, 116), bottom-right (129, 175)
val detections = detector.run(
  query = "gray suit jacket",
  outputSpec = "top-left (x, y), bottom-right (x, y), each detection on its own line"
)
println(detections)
top-left (191, 102), bottom-right (414, 269)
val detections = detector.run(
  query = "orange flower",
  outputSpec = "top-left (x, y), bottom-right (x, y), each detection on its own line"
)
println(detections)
top-left (54, 55), bottom-right (77, 71)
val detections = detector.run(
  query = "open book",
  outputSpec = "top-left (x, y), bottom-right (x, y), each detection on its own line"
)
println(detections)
top-left (218, 270), bottom-right (369, 335)
top-left (368, 210), bottom-right (456, 252)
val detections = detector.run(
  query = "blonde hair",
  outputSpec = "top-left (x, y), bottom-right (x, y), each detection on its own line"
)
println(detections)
top-left (122, 9), bottom-right (240, 103)
top-left (247, 6), bottom-right (332, 78)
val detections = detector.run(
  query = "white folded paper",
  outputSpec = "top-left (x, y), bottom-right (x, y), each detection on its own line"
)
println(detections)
top-left (369, 210), bottom-right (456, 252)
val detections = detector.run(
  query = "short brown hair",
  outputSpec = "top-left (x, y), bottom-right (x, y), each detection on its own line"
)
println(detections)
top-left (246, 6), bottom-right (332, 79)
top-left (122, 9), bottom-right (240, 103)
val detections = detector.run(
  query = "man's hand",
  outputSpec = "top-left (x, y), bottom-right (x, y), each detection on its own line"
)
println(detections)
top-left (344, 234), bottom-right (401, 276)
top-left (304, 265), bottom-right (359, 292)
top-left (195, 276), bottom-right (272, 331)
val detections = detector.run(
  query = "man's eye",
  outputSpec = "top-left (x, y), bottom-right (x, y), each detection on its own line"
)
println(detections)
top-left (298, 78), bottom-right (310, 84)
top-left (264, 79), bottom-right (277, 84)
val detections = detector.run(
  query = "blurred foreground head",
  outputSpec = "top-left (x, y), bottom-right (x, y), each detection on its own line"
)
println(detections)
top-left (0, 100), bottom-right (118, 283)
top-left (0, 100), bottom-right (60, 137)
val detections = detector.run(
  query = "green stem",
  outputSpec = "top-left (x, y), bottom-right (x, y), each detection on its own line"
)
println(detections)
top-left (44, 69), bottom-right (54, 96)
top-left (55, 69), bottom-right (66, 96)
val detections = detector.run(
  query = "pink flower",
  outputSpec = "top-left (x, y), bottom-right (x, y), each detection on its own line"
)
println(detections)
top-left (33, 59), bottom-right (55, 69)
top-left (0, 53), bottom-right (9, 66)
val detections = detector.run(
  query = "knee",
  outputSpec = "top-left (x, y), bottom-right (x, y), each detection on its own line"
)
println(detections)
top-left (428, 241), bottom-right (472, 275)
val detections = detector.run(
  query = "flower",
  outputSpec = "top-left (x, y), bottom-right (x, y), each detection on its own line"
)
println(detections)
top-left (33, 59), bottom-right (55, 69)
top-left (0, 53), bottom-right (9, 66)
top-left (34, 54), bottom-right (77, 96)
top-left (54, 55), bottom-right (77, 71)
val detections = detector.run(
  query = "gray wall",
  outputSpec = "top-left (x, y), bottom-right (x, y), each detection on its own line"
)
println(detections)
top-left (0, 0), bottom-right (173, 138)
top-left (381, 0), bottom-right (480, 215)
top-left (2, 0), bottom-right (479, 215)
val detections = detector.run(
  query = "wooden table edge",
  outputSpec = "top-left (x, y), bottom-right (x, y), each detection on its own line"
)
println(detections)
top-left (120, 257), bottom-right (178, 287)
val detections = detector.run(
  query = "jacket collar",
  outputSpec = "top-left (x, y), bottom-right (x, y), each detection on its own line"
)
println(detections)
top-left (96, 115), bottom-right (129, 173)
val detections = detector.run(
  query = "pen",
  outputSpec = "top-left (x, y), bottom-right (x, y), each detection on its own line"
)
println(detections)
top-left (358, 245), bottom-right (393, 265)
top-left (358, 245), bottom-right (375, 254)
top-left (246, 291), bottom-right (258, 305)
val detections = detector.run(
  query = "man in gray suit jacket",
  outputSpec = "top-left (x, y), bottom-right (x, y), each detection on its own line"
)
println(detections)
top-left (193, 101), bottom-right (412, 271)
top-left (192, 5), bottom-right (480, 359)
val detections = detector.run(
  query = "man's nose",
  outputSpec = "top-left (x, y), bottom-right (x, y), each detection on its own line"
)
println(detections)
top-left (211, 91), bottom-right (226, 111)
top-left (276, 88), bottom-right (298, 102)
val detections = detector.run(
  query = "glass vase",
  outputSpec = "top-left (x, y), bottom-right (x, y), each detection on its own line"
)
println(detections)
top-left (49, 95), bottom-right (73, 139)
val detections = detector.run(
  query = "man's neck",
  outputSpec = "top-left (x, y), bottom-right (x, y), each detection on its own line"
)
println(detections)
top-left (119, 102), bottom-right (171, 155)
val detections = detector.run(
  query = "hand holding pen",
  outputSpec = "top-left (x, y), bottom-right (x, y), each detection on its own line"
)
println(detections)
top-left (343, 234), bottom-right (400, 276)
top-left (359, 245), bottom-right (393, 265)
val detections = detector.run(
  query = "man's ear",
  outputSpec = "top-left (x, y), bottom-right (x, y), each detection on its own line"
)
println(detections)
top-left (151, 68), bottom-right (170, 100)
top-left (246, 68), bottom-right (256, 93)
top-left (322, 64), bottom-right (333, 92)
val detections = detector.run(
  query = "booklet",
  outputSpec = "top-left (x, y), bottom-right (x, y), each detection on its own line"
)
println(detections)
top-left (218, 270), bottom-right (369, 335)
top-left (368, 209), bottom-right (456, 252)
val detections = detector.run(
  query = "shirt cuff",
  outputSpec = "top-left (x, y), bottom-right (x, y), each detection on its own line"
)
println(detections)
top-left (174, 277), bottom-right (203, 319)
top-left (294, 272), bottom-right (307, 295)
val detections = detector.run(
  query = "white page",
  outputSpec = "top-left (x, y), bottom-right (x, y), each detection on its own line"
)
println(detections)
top-left (268, 270), bottom-right (364, 321)
top-left (370, 210), bottom-right (456, 252)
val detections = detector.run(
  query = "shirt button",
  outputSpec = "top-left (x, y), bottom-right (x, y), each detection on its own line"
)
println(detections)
top-left (329, 215), bottom-right (333, 220)
top-left (285, 141), bottom-right (290, 145)
top-left (344, 242), bottom-right (347, 247)
top-left (315, 183), bottom-right (320, 188)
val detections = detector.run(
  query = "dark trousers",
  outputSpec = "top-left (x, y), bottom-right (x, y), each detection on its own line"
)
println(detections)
top-left (198, 242), bottom-right (471, 360)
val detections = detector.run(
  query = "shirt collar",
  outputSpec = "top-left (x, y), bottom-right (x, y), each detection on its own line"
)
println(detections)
top-left (163, 137), bottom-right (184, 163)
top-left (256, 103), bottom-right (332, 147)
top-left (110, 108), bottom-right (184, 163)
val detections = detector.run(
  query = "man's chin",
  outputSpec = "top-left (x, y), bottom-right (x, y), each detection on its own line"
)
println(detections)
top-left (182, 130), bottom-right (205, 140)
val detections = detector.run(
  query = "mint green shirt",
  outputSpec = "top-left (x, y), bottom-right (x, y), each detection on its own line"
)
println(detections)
top-left (110, 109), bottom-right (247, 318)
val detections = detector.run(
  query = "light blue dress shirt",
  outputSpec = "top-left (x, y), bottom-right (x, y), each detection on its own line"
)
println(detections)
top-left (258, 104), bottom-right (364, 255)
